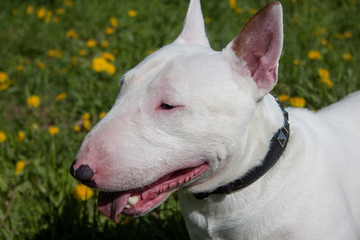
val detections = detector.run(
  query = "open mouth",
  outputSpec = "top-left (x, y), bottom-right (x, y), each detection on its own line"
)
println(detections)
top-left (98, 162), bottom-right (209, 222)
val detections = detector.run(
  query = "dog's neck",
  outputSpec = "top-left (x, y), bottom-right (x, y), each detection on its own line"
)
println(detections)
top-left (194, 95), bottom-right (290, 199)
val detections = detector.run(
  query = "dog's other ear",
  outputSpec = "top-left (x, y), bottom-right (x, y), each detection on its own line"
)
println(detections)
top-left (175, 0), bottom-right (210, 47)
top-left (223, 2), bottom-right (283, 95)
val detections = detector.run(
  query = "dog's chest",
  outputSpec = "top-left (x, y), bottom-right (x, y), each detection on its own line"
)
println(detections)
top-left (182, 208), bottom-right (282, 240)
top-left (179, 191), bottom-right (287, 240)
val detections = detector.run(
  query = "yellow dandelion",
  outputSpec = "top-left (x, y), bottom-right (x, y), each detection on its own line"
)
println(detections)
top-left (344, 31), bottom-right (352, 38)
top-left (147, 49), bottom-right (159, 55)
top-left (86, 39), bottom-right (97, 48)
top-left (16, 131), bottom-right (25, 142)
top-left (147, 49), bottom-right (155, 55)
top-left (0, 71), bottom-right (8, 83)
top-left (314, 27), bottom-right (326, 36)
top-left (0, 83), bottom-right (8, 90)
top-left (99, 112), bottom-right (107, 119)
top-left (26, 6), bottom-right (34, 14)
top-left (0, 72), bottom-right (11, 91)
top-left (289, 97), bottom-right (306, 108)
top-left (0, 82), bottom-right (9, 91)
top-left (92, 57), bottom-right (116, 75)
top-left (73, 184), bottom-right (94, 201)
top-left (101, 41), bottom-right (109, 48)
top-left (56, 8), bottom-right (64, 15)
top-left (47, 49), bottom-right (63, 59)
top-left (15, 160), bottom-right (26, 175)
top-left (229, 0), bottom-right (237, 9)
top-left (17, 64), bottom-right (24, 71)
top-left (27, 95), bottom-right (41, 108)
top-left (37, 61), bottom-right (46, 69)
top-left (82, 113), bottom-right (91, 120)
top-left (318, 69), bottom-right (332, 88)
top-left (105, 63), bottom-right (116, 75)
top-left (320, 77), bottom-right (333, 88)
top-left (105, 27), bottom-right (115, 35)
top-left (73, 125), bottom-right (81, 132)
top-left (308, 50), bottom-right (322, 60)
top-left (83, 119), bottom-right (91, 131)
top-left (53, 16), bottom-right (61, 23)
top-left (0, 131), bottom-right (7, 143)
top-left (56, 93), bottom-right (67, 101)
top-left (318, 68), bottom-right (330, 79)
top-left (205, 17), bottom-right (212, 24)
top-left (278, 94), bottom-right (290, 102)
top-left (71, 56), bottom-right (78, 65)
top-left (64, 0), bottom-right (74, 7)
top-left (37, 7), bottom-right (46, 19)
top-left (101, 52), bottom-right (115, 61)
top-left (334, 33), bottom-right (343, 39)
top-left (342, 53), bottom-right (354, 61)
top-left (248, 8), bottom-right (257, 15)
top-left (128, 10), bottom-right (138, 18)
top-left (110, 17), bottom-right (118, 27)
top-left (66, 30), bottom-right (78, 39)
top-left (79, 49), bottom-right (87, 56)
top-left (234, 7), bottom-right (243, 14)
top-left (293, 59), bottom-right (299, 65)
top-left (44, 10), bottom-right (53, 23)
top-left (48, 126), bottom-right (60, 135)
top-left (92, 57), bottom-right (108, 72)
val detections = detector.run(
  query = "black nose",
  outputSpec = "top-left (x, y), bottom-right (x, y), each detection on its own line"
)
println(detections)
top-left (70, 161), bottom-right (96, 187)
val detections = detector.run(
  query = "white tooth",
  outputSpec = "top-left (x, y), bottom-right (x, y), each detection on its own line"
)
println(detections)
top-left (128, 195), bottom-right (139, 205)
top-left (125, 204), bottom-right (131, 209)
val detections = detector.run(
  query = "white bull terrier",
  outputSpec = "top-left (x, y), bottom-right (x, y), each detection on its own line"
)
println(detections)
top-left (70, 1), bottom-right (360, 239)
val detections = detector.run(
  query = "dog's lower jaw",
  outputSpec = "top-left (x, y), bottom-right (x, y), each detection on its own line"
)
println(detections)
top-left (98, 162), bottom-right (210, 221)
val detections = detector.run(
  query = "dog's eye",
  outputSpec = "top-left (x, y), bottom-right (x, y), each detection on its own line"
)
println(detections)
top-left (159, 103), bottom-right (176, 110)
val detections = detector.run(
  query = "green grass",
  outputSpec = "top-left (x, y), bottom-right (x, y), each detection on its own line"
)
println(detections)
top-left (0, 0), bottom-right (359, 239)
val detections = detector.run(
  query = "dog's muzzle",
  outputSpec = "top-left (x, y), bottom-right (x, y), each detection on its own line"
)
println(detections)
top-left (70, 161), bottom-right (97, 187)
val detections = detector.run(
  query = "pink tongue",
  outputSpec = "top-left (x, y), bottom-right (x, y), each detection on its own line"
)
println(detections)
top-left (98, 192), bottom-right (130, 223)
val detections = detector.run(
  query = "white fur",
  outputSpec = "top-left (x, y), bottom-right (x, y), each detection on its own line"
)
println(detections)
top-left (75, 1), bottom-right (360, 239)
top-left (180, 92), bottom-right (360, 239)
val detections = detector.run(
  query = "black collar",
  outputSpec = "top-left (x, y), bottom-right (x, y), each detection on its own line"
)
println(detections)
top-left (194, 99), bottom-right (290, 200)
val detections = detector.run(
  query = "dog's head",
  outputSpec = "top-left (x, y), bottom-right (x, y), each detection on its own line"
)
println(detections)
top-left (70, 0), bottom-right (283, 221)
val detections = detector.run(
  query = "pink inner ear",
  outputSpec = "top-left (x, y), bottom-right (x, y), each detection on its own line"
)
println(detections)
top-left (231, 2), bottom-right (283, 92)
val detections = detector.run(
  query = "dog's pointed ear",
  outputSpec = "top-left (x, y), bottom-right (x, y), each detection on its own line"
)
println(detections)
top-left (175, 0), bottom-right (210, 47)
top-left (223, 2), bottom-right (283, 95)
